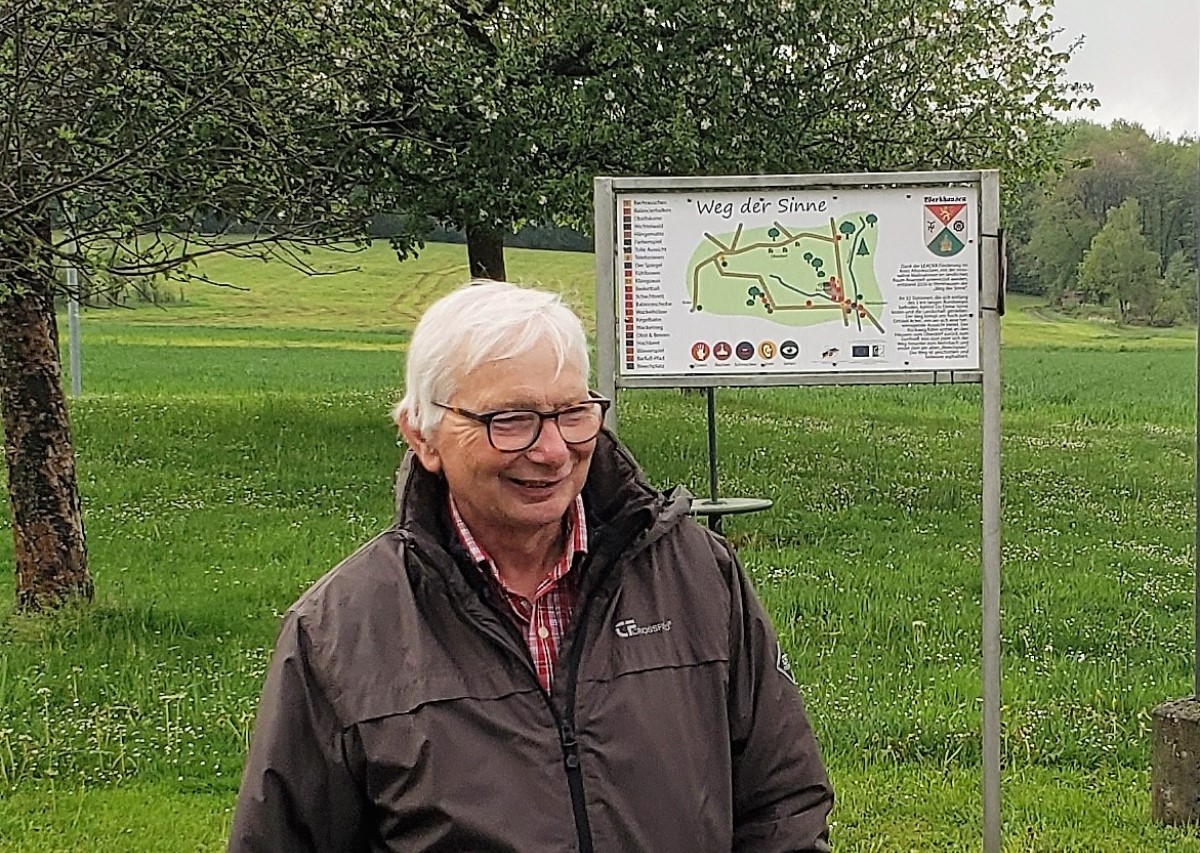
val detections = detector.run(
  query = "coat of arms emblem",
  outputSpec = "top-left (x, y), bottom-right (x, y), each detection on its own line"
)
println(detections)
top-left (924, 202), bottom-right (968, 257)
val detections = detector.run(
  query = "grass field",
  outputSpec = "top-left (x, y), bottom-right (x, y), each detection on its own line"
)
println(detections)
top-left (1, 241), bottom-right (1199, 850)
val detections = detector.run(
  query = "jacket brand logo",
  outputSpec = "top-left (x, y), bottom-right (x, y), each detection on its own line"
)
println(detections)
top-left (614, 617), bottom-right (673, 639)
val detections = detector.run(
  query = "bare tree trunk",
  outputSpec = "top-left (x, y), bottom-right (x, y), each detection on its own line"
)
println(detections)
top-left (0, 220), bottom-right (92, 611)
top-left (466, 223), bottom-right (506, 281)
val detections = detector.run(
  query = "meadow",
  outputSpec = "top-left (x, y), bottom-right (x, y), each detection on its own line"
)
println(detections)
top-left (0, 241), bottom-right (1198, 850)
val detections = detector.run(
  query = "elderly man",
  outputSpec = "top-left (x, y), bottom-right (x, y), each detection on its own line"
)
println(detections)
top-left (229, 281), bottom-right (833, 852)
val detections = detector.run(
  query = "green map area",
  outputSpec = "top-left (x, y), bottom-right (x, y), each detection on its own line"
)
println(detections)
top-left (686, 213), bottom-right (884, 332)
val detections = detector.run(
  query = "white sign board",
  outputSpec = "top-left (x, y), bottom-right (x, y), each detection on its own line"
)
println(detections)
top-left (612, 183), bottom-right (980, 379)
top-left (595, 171), bottom-right (1005, 853)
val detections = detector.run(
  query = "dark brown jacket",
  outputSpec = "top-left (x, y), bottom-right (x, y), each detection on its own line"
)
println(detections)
top-left (229, 433), bottom-right (833, 852)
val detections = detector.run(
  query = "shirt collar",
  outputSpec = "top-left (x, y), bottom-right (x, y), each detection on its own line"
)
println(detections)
top-left (448, 493), bottom-right (588, 572)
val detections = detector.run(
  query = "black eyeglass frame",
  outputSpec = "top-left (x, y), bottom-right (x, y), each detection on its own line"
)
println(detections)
top-left (433, 396), bottom-right (611, 452)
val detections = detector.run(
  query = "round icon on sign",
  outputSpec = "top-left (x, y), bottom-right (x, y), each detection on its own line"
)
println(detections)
top-left (691, 341), bottom-right (711, 361)
top-left (735, 341), bottom-right (755, 360)
top-left (780, 340), bottom-right (799, 359)
top-left (758, 340), bottom-right (777, 360)
top-left (713, 341), bottom-right (733, 361)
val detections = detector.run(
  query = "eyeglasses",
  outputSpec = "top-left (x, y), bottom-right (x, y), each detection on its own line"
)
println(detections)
top-left (434, 397), bottom-right (611, 452)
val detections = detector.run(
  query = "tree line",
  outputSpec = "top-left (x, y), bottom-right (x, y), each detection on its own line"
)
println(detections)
top-left (1006, 121), bottom-right (1198, 326)
top-left (1, 0), bottom-right (1094, 609)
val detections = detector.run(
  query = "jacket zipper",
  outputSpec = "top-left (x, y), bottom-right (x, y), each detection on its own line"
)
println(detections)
top-left (557, 716), bottom-right (592, 853)
top-left (555, 546), bottom-right (634, 853)
top-left (405, 532), bottom-right (635, 853)
top-left (471, 604), bottom-right (595, 853)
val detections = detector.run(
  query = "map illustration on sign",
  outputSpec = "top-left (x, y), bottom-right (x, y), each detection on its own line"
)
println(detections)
top-left (614, 186), bottom-right (979, 377)
top-left (687, 214), bottom-right (884, 335)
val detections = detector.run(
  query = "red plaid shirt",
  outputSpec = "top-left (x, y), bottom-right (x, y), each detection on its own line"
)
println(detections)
top-left (449, 495), bottom-right (587, 691)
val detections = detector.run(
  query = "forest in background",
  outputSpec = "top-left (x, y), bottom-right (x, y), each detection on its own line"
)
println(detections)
top-left (71, 118), bottom-right (1200, 327)
top-left (1006, 120), bottom-right (1198, 327)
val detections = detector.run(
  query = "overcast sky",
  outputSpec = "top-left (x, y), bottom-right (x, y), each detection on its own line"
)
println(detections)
top-left (1050, 0), bottom-right (1199, 139)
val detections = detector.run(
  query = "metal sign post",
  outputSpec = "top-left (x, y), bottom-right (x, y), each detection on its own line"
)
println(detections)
top-left (1194, 181), bottom-right (1200, 700)
top-left (63, 213), bottom-right (82, 398)
top-left (705, 387), bottom-right (719, 502)
top-left (67, 263), bottom-right (81, 398)
top-left (979, 170), bottom-right (1003, 853)
top-left (686, 387), bottom-right (774, 533)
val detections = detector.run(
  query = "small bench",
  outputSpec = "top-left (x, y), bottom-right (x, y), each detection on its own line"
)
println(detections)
top-left (687, 496), bottom-right (773, 534)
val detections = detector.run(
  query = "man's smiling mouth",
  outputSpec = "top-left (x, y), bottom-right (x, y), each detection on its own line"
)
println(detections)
top-left (509, 476), bottom-right (561, 489)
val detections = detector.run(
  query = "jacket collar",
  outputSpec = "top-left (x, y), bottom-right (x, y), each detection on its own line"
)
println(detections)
top-left (393, 429), bottom-right (689, 562)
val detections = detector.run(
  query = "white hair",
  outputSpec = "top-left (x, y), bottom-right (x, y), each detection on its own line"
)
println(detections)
top-left (393, 280), bottom-right (589, 436)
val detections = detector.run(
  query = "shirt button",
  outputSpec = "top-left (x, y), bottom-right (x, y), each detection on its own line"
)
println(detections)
top-left (537, 626), bottom-right (550, 639)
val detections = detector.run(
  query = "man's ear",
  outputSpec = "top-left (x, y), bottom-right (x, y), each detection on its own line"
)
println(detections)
top-left (397, 411), bottom-right (443, 474)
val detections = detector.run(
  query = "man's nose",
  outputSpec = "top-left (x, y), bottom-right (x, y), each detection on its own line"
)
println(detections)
top-left (526, 416), bottom-right (571, 461)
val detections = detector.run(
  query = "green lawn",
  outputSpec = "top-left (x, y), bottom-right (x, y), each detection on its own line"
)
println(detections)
top-left (1, 243), bottom-right (1198, 850)
top-left (88, 241), bottom-right (597, 334)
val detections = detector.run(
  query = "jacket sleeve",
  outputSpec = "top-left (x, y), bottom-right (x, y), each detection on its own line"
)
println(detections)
top-left (228, 614), bottom-right (366, 853)
top-left (723, 541), bottom-right (834, 853)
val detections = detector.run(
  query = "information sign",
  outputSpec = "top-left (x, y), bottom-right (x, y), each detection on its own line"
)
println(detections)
top-left (596, 170), bottom-right (1004, 853)
top-left (612, 182), bottom-right (980, 378)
